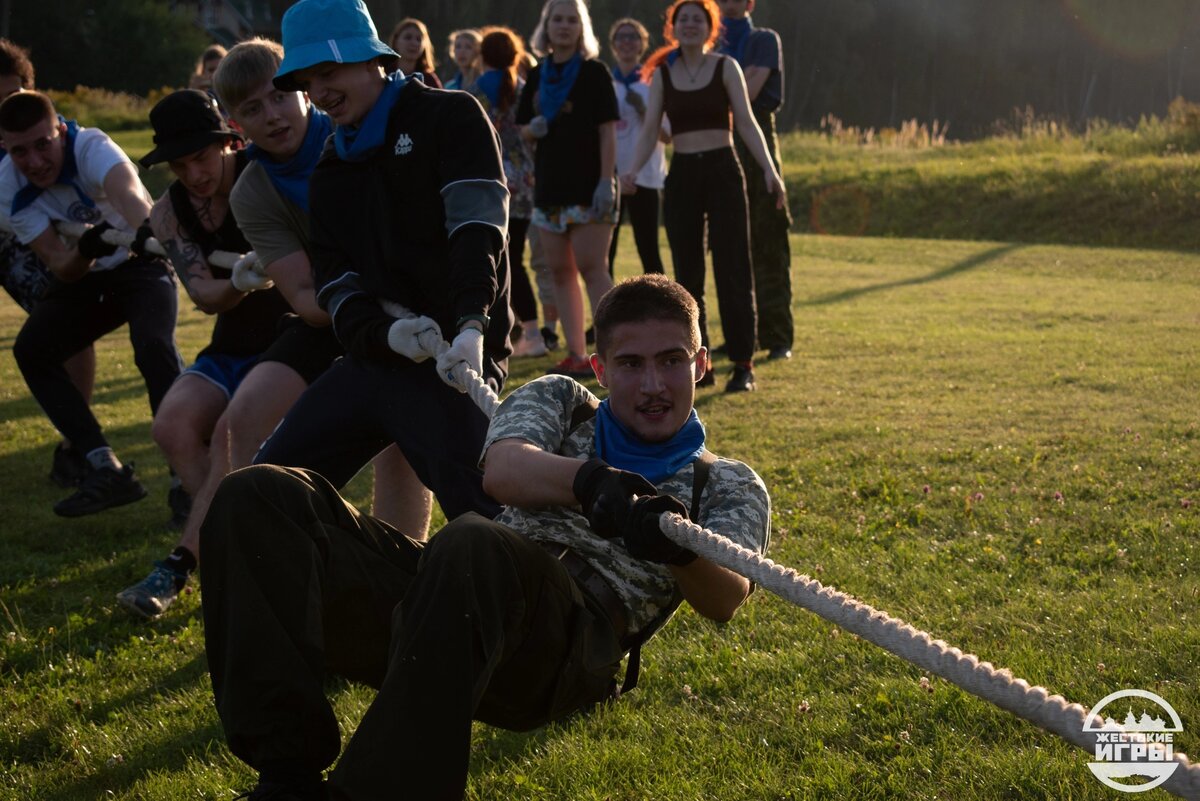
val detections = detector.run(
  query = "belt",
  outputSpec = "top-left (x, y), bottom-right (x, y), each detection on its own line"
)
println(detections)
top-left (541, 541), bottom-right (631, 648)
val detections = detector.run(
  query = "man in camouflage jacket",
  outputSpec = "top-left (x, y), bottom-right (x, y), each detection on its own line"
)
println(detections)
top-left (199, 275), bottom-right (771, 801)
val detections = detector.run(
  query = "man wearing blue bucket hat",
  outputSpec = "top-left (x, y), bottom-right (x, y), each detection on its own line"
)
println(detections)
top-left (251, 0), bottom-right (512, 515)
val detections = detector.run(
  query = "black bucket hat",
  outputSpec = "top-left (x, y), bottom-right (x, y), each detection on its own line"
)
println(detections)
top-left (139, 89), bottom-right (243, 168)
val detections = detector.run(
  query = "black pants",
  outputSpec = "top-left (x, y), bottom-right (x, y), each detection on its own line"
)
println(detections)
top-left (663, 148), bottom-right (757, 363)
top-left (254, 354), bottom-right (500, 521)
top-left (735, 108), bottom-right (794, 351)
top-left (13, 257), bottom-right (182, 454)
top-left (508, 217), bottom-right (537, 323)
top-left (607, 185), bottom-right (664, 277)
top-left (201, 466), bottom-right (622, 801)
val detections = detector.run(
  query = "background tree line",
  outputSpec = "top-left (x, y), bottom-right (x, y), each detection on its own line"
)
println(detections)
top-left (8, 0), bottom-right (1200, 138)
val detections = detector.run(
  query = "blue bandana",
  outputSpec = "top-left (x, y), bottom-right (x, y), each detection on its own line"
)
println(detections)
top-left (11, 118), bottom-right (96, 216)
top-left (475, 69), bottom-right (503, 109)
top-left (335, 70), bottom-right (409, 163)
top-left (446, 71), bottom-right (464, 90)
top-left (246, 106), bottom-right (332, 213)
top-left (719, 16), bottom-right (753, 64)
top-left (593, 399), bottom-right (706, 484)
top-left (538, 53), bottom-right (582, 123)
top-left (612, 65), bottom-right (642, 88)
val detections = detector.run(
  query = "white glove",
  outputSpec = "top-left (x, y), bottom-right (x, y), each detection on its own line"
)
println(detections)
top-left (591, 177), bottom-right (616, 217)
top-left (230, 256), bottom-right (273, 292)
top-left (527, 115), bottom-right (549, 139)
top-left (387, 315), bottom-right (441, 361)
top-left (436, 327), bottom-right (484, 391)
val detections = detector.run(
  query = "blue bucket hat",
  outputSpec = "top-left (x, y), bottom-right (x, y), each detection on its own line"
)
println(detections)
top-left (274, 0), bottom-right (398, 91)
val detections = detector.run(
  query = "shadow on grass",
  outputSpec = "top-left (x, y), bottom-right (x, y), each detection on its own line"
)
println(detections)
top-left (801, 243), bottom-right (1023, 306)
top-left (0, 373), bottom-right (149, 424)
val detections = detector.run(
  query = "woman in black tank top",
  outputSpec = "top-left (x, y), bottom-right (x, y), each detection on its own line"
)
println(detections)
top-left (624, 0), bottom-right (786, 394)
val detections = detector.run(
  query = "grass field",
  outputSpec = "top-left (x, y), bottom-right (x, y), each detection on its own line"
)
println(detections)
top-left (1, 231), bottom-right (1197, 800)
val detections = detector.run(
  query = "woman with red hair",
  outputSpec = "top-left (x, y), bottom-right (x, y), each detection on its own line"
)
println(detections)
top-left (626, 0), bottom-right (785, 393)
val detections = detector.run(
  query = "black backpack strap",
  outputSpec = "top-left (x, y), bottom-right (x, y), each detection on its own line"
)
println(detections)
top-left (619, 448), bottom-right (716, 696)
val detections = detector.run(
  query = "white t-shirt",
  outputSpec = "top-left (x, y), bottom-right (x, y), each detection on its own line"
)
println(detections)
top-left (0, 126), bottom-right (136, 271)
top-left (613, 80), bottom-right (668, 190)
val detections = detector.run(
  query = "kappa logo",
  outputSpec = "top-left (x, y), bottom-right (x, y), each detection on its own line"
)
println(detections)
top-left (394, 133), bottom-right (414, 156)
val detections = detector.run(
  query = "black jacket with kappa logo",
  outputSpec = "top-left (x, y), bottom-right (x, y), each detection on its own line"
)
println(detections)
top-left (310, 78), bottom-right (513, 385)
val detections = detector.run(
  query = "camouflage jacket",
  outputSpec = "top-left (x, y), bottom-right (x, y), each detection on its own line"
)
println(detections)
top-left (482, 375), bottom-right (771, 632)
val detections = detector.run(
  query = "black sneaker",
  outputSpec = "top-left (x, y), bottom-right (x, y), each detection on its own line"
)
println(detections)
top-left (166, 484), bottom-right (192, 530)
top-left (766, 346), bottom-right (792, 361)
top-left (540, 325), bottom-right (560, 351)
top-left (724, 365), bottom-right (757, 393)
top-left (49, 442), bottom-right (88, 488)
top-left (54, 464), bottom-right (148, 517)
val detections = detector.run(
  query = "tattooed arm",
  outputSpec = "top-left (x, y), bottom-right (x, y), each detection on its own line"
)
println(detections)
top-left (149, 194), bottom-right (246, 314)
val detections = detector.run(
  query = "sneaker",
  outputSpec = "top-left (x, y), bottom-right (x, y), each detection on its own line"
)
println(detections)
top-left (49, 442), bottom-right (88, 488)
top-left (766, 346), bottom-right (793, 361)
top-left (546, 354), bottom-right (594, 379)
top-left (540, 325), bottom-right (560, 351)
top-left (115, 562), bottom-right (186, 620)
top-left (511, 329), bottom-right (548, 358)
top-left (724, 365), bottom-right (757, 393)
top-left (166, 484), bottom-right (192, 530)
top-left (53, 464), bottom-right (147, 517)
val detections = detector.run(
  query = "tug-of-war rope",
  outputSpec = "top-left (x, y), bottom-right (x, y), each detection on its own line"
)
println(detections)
top-left (59, 222), bottom-right (1200, 797)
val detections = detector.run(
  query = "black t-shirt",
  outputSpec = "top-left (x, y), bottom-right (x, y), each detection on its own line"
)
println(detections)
top-left (516, 58), bottom-right (619, 209)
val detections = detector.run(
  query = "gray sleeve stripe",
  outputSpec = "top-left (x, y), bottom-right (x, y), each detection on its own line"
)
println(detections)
top-left (442, 179), bottom-right (509, 240)
top-left (316, 271), bottom-right (362, 305)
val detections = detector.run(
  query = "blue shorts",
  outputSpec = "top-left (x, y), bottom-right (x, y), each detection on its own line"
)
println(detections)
top-left (181, 352), bottom-right (259, 400)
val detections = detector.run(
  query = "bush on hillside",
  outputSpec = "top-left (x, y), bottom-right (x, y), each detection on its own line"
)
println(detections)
top-left (45, 86), bottom-right (174, 132)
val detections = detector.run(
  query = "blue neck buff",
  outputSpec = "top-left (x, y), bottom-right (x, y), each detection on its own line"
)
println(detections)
top-left (247, 106), bottom-right (332, 213)
top-left (612, 65), bottom-right (642, 88)
top-left (11, 117), bottom-right (95, 216)
top-left (335, 71), bottom-right (409, 163)
top-left (593, 399), bottom-right (706, 485)
top-left (475, 68), bottom-right (503, 109)
top-left (538, 52), bottom-right (582, 123)
top-left (719, 16), bottom-right (753, 63)
top-left (665, 48), bottom-right (681, 67)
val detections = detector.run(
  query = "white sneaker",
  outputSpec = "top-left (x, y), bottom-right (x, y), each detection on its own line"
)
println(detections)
top-left (512, 330), bottom-right (548, 358)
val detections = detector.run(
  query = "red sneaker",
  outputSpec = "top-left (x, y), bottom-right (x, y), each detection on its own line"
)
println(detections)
top-left (546, 354), bottom-right (594, 379)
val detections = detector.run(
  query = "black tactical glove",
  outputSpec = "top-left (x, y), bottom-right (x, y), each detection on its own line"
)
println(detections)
top-left (623, 493), bottom-right (696, 566)
top-left (573, 457), bottom-right (657, 540)
top-left (77, 222), bottom-right (119, 261)
top-left (130, 220), bottom-right (155, 258)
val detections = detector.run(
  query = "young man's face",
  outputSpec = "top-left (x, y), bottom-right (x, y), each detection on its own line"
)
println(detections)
top-left (292, 60), bottom-right (381, 127)
top-left (718, 0), bottom-right (753, 19)
top-left (167, 142), bottom-right (229, 199)
top-left (2, 115), bottom-right (66, 189)
top-left (591, 318), bottom-right (706, 444)
top-left (231, 79), bottom-right (308, 160)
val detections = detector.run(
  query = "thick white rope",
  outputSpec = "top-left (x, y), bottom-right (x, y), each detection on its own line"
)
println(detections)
top-left (53, 220), bottom-right (264, 274)
top-left (362, 300), bottom-right (1200, 796)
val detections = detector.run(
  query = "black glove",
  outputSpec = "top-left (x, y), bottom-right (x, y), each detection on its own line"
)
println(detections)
top-left (77, 222), bottom-right (119, 261)
top-left (130, 220), bottom-right (155, 258)
top-left (572, 457), bottom-right (657, 540)
top-left (623, 493), bottom-right (697, 566)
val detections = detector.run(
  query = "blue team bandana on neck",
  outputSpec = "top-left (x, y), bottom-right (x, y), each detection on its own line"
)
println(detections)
top-left (593, 399), bottom-right (706, 484)
top-left (612, 65), bottom-right (642, 88)
top-left (538, 52), bottom-right (582, 123)
top-left (475, 69), bottom-right (503, 109)
top-left (719, 16), bottom-right (753, 63)
top-left (334, 70), bottom-right (408, 162)
top-left (11, 118), bottom-right (96, 216)
top-left (246, 106), bottom-right (332, 212)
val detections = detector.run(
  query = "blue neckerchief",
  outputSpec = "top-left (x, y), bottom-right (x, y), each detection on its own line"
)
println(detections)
top-left (335, 71), bottom-right (409, 163)
top-left (538, 52), bottom-right (582, 123)
top-left (666, 49), bottom-right (681, 66)
top-left (475, 69), bottom-right (503, 109)
top-left (11, 117), bottom-right (96, 216)
top-left (612, 65), bottom-right (642, 88)
top-left (719, 16), bottom-right (753, 64)
top-left (593, 399), bottom-right (706, 485)
top-left (246, 106), bottom-right (332, 213)
top-left (447, 71), bottom-right (464, 90)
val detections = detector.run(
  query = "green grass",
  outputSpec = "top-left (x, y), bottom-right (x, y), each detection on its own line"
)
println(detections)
top-left (1, 232), bottom-right (1197, 799)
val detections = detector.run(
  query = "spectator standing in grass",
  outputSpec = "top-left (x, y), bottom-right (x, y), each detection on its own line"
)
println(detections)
top-left (718, 0), bottom-right (793, 361)
top-left (189, 44), bottom-right (227, 92)
top-left (607, 17), bottom-right (667, 278)
top-left (444, 29), bottom-right (482, 91)
top-left (0, 38), bottom-right (97, 490)
top-left (517, 0), bottom-right (619, 379)
top-left (0, 90), bottom-right (183, 516)
top-left (626, 0), bottom-right (785, 393)
top-left (390, 18), bottom-right (444, 88)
